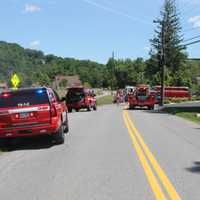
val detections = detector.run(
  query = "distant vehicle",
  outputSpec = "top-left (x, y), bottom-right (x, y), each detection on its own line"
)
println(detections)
top-left (0, 84), bottom-right (8, 93)
top-left (113, 89), bottom-right (125, 104)
top-left (125, 86), bottom-right (135, 94)
top-left (128, 85), bottom-right (156, 110)
top-left (66, 86), bottom-right (97, 112)
top-left (125, 86), bottom-right (135, 102)
top-left (153, 86), bottom-right (191, 100)
top-left (0, 87), bottom-right (68, 145)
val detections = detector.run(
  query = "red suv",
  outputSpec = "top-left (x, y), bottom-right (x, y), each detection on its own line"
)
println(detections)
top-left (0, 87), bottom-right (68, 145)
top-left (66, 86), bottom-right (97, 112)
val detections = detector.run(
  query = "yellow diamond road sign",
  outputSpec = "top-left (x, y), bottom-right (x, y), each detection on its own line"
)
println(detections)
top-left (11, 74), bottom-right (20, 88)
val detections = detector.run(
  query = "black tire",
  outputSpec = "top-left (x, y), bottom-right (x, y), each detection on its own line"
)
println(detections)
top-left (87, 106), bottom-right (92, 112)
top-left (75, 109), bottom-right (79, 112)
top-left (63, 114), bottom-right (69, 134)
top-left (93, 104), bottom-right (97, 111)
top-left (129, 105), bottom-right (135, 110)
top-left (68, 108), bottom-right (72, 113)
top-left (0, 138), bottom-right (10, 148)
top-left (53, 125), bottom-right (65, 145)
top-left (64, 126), bottom-right (69, 134)
top-left (148, 105), bottom-right (154, 110)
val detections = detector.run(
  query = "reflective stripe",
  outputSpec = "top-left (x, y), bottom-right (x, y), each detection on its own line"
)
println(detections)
top-left (9, 106), bottom-right (50, 114)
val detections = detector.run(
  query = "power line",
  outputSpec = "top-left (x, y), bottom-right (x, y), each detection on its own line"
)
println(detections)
top-left (184, 34), bottom-right (200, 42)
top-left (184, 39), bottom-right (200, 46)
top-left (182, 26), bottom-right (200, 33)
top-left (80, 0), bottom-right (152, 25)
top-left (180, 4), bottom-right (200, 17)
top-left (187, 58), bottom-right (200, 61)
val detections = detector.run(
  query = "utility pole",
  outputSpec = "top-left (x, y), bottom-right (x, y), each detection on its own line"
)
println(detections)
top-left (111, 51), bottom-right (115, 95)
top-left (153, 19), bottom-right (166, 106)
top-left (160, 23), bottom-right (165, 106)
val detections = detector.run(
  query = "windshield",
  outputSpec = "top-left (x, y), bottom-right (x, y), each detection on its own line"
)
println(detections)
top-left (66, 88), bottom-right (85, 103)
top-left (0, 89), bottom-right (49, 108)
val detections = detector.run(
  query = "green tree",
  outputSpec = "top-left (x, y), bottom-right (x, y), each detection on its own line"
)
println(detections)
top-left (149, 0), bottom-right (190, 86)
top-left (106, 58), bottom-right (117, 89)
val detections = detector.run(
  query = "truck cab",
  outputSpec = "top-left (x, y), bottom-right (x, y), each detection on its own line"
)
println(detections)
top-left (128, 85), bottom-right (156, 110)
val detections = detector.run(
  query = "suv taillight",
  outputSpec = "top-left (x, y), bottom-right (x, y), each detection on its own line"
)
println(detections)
top-left (50, 105), bottom-right (57, 117)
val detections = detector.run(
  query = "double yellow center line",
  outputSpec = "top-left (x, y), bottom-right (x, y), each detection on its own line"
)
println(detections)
top-left (123, 111), bottom-right (182, 200)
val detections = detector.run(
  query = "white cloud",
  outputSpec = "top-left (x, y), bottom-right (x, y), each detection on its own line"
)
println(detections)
top-left (30, 40), bottom-right (40, 49)
top-left (25, 4), bottom-right (41, 13)
top-left (188, 16), bottom-right (200, 27)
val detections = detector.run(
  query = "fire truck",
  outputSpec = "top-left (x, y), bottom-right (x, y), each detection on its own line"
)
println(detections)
top-left (153, 86), bottom-right (191, 101)
top-left (128, 85), bottom-right (156, 110)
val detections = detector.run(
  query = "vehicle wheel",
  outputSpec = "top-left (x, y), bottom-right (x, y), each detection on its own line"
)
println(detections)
top-left (129, 105), bottom-right (135, 110)
top-left (68, 108), bottom-right (72, 113)
top-left (53, 125), bottom-right (65, 145)
top-left (148, 106), bottom-right (154, 110)
top-left (64, 126), bottom-right (69, 134)
top-left (0, 138), bottom-right (10, 148)
top-left (93, 104), bottom-right (97, 111)
top-left (63, 116), bottom-right (69, 134)
top-left (87, 106), bottom-right (92, 112)
top-left (75, 109), bottom-right (79, 112)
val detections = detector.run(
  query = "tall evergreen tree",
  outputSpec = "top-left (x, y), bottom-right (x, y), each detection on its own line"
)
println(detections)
top-left (148, 0), bottom-right (191, 86)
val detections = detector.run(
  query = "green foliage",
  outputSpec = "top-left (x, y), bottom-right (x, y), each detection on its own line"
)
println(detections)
top-left (0, 41), bottom-right (199, 93)
top-left (97, 95), bottom-right (113, 106)
top-left (83, 82), bottom-right (92, 88)
top-left (59, 79), bottom-right (68, 88)
top-left (176, 112), bottom-right (200, 124)
top-left (149, 0), bottom-right (191, 86)
top-left (106, 58), bottom-right (147, 89)
top-left (0, 41), bottom-right (106, 88)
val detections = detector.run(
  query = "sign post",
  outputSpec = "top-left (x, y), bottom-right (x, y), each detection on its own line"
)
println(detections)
top-left (11, 74), bottom-right (20, 89)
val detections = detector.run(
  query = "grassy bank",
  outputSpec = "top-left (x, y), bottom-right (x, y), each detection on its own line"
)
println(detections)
top-left (164, 96), bottom-right (200, 104)
top-left (97, 95), bottom-right (113, 106)
top-left (163, 108), bottom-right (200, 124)
top-left (176, 112), bottom-right (200, 124)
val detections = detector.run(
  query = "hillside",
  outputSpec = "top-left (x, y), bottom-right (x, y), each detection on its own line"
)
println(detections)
top-left (0, 41), bottom-right (199, 93)
top-left (0, 41), bottom-right (107, 88)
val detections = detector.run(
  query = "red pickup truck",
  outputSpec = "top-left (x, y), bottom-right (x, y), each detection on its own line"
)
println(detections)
top-left (0, 87), bottom-right (68, 145)
top-left (66, 86), bottom-right (97, 112)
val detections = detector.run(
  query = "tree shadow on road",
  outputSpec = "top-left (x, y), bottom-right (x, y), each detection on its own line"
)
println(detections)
top-left (186, 162), bottom-right (200, 173)
top-left (0, 136), bottom-right (54, 152)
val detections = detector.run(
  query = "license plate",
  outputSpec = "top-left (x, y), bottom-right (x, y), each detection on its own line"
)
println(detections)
top-left (20, 113), bottom-right (29, 119)
top-left (18, 130), bottom-right (32, 134)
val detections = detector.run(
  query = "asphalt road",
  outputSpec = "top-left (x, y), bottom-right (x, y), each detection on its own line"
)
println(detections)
top-left (0, 105), bottom-right (200, 200)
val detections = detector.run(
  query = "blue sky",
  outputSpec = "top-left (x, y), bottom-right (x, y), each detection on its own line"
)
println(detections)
top-left (1, 0), bottom-right (200, 63)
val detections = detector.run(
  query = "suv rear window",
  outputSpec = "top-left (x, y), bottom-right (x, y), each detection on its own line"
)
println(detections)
top-left (66, 88), bottom-right (85, 103)
top-left (0, 89), bottom-right (49, 108)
